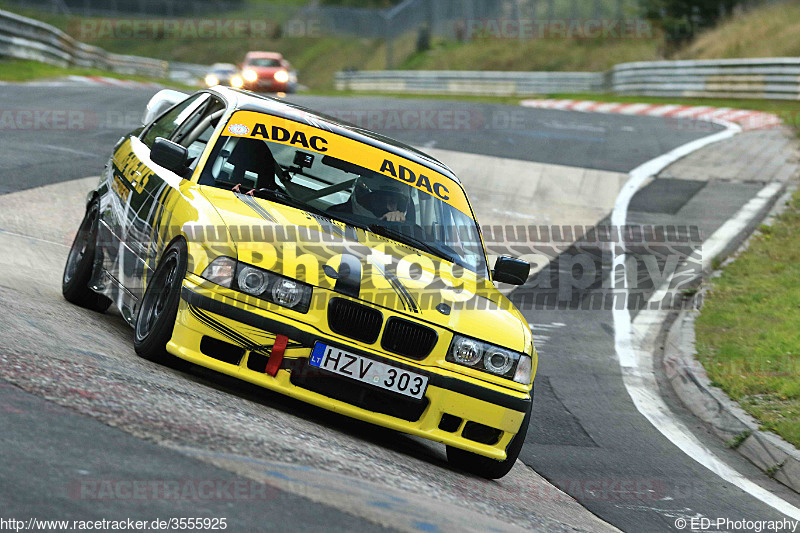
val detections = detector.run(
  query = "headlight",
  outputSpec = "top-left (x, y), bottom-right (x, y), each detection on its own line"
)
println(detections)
top-left (447, 334), bottom-right (531, 384)
top-left (273, 70), bottom-right (289, 83)
top-left (238, 266), bottom-right (270, 295)
top-left (242, 69), bottom-right (258, 82)
top-left (272, 278), bottom-right (302, 307)
top-left (231, 75), bottom-right (244, 88)
top-left (201, 256), bottom-right (236, 287)
top-left (204, 74), bottom-right (219, 86)
top-left (235, 262), bottom-right (311, 312)
top-left (484, 349), bottom-right (514, 375)
top-left (451, 336), bottom-right (482, 366)
top-left (201, 258), bottom-right (312, 312)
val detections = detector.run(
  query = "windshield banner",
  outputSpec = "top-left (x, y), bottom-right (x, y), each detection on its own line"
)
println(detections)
top-left (222, 110), bottom-right (472, 216)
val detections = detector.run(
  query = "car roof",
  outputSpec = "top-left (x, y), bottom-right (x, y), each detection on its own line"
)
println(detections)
top-left (245, 51), bottom-right (283, 59)
top-left (210, 87), bottom-right (460, 185)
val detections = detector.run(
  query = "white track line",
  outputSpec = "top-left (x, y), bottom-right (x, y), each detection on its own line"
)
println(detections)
top-left (611, 120), bottom-right (800, 520)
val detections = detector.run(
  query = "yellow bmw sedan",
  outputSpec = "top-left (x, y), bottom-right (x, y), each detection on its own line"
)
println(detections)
top-left (62, 87), bottom-right (536, 479)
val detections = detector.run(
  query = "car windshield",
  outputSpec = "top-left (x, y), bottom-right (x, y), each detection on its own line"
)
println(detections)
top-left (198, 112), bottom-right (488, 274)
top-left (248, 58), bottom-right (281, 67)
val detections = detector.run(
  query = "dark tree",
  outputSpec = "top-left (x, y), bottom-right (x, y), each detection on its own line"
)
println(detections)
top-left (641, 0), bottom-right (739, 48)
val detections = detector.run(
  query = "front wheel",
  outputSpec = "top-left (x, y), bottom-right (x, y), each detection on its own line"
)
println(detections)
top-left (134, 240), bottom-right (187, 364)
top-left (446, 400), bottom-right (532, 479)
top-left (62, 201), bottom-right (112, 312)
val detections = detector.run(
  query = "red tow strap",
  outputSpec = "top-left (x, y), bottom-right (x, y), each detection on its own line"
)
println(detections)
top-left (265, 334), bottom-right (288, 377)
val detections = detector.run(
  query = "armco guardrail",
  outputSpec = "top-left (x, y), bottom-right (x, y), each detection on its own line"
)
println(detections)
top-left (335, 70), bottom-right (605, 97)
top-left (610, 58), bottom-right (800, 100)
top-left (337, 57), bottom-right (800, 100)
top-left (0, 8), bottom-right (167, 79)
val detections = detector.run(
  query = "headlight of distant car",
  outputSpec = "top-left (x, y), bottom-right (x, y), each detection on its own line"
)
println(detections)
top-left (230, 75), bottom-right (244, 88)
top-left (242, 69), bottom-right (258, 82)
top-left (447, 334), bottom-right (532, 384)
top-left (273, 70), bottom-right (289, 83)
top-left (204, 74), bottom-right (219, 86)
top-left (201, 257), bottom-right (312, 312)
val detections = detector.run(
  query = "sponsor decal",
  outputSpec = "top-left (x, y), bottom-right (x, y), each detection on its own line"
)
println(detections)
top-left (221, 111), bottom-right (471, 215)
top-left (227, 123), bottom-right (250, 136)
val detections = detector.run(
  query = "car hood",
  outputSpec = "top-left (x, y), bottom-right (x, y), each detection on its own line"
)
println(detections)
top-left (200, 187), bottom-right (530, 353)
top-left (247, 66), bottom-right (283, 74)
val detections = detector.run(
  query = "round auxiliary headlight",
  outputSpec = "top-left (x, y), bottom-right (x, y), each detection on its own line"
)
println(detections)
top-left (452, 337), bottom-right (482, 366)
top-left (231, 75), bottom-right (244, 88)
top-left (204, 74), bottom-right (219, 87)
top-left (484, 350), bottom-right (514, 375)
top-left (271, 278), bottom-right (301, 308)
top-left (237, 266), bottom-right (269, 295)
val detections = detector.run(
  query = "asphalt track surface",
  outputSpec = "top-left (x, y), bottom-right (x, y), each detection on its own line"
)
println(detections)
top-left (1, 84), bottom-right (798, 531)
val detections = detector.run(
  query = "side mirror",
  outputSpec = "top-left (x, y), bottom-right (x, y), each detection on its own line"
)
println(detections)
top-left (151, 137), bottom-right (188, 175)
top-left (492, 256), bottom-right (530, 285)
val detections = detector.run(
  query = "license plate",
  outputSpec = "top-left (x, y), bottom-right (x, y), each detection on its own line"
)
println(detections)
top-left (309, 343), bottom-right (428, 400)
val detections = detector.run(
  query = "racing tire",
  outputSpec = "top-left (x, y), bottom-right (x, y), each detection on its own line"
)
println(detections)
top-left (62, 202), bottom-right (112, 313)
top-left (134, 239), bottom-right (187, 364)
top-left (446, 399), bottom-right (532, 480)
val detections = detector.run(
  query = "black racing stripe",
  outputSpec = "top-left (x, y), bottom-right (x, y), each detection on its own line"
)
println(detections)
top-left (190, 301), bottom-right (302, 351)
top-left (189, 304), bottom-right (252, 346)
top-left (385, 271), bottom-right (418, 313)
top-left (189, 304), bottom-right (274, 353)
top-left (237, 192), bottom-right (277, 223)
top-left (370, 262), bottom-right (410, 312)
top-left (181, 287), bottom-right (530, 412)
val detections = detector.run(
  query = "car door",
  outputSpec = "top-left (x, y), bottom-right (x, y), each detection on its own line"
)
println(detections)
top-left (134, 94), bottom-right (229, 313)
top-left (98, 93), bottom-right (209, 323)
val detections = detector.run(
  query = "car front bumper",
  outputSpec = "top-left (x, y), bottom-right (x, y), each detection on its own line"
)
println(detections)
top-left (170, 275), bottom-right (531, 460)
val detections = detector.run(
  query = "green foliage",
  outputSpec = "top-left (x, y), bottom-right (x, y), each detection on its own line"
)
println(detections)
top-left (695, 186), bottom-right (800, 448)
top-left (640, 0), bottom-right (737, 48)
top-left (726, 429), bottom-right (752, 449)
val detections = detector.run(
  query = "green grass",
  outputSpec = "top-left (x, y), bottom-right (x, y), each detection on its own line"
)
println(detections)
top-left (0, 1), bottom-right (412, 91)
top-left (5, 0), bottom-right (800, 91)
top-left (677, 1), bottom-right (800, 60)
top-left (695, 187), bottom-right (800, 448)
top-left (0, 59), bottom-right (193, 89)
top-left (398, 34), bottom-right (662, 73)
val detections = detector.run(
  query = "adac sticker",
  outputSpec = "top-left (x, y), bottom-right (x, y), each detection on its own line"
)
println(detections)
top-left (222, 110), bottom-right (472, 216)
top-left (227, 123), bottom-right (249, 136)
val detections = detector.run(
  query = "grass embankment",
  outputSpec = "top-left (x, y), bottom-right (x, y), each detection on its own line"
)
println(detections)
top-left (4, 0), bottom-right (800, 89)
top-left (694, 189), bottom-right (800, 448)
top-left (0, 1), bottom-right (417, 90)
top-left (677, 1), bottom-right (800, 60)
top-left (0, 58), bottom-right (192, 89)
top-left (399, 34), bottom-right (661, 72)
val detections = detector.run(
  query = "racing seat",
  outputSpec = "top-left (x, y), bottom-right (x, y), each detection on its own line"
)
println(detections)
top-left (226, 137), bottom-right (278, 190)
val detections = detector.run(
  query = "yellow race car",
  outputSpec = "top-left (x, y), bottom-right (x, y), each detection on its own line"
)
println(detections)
top-left (62, 87), bottom-right (536, 479)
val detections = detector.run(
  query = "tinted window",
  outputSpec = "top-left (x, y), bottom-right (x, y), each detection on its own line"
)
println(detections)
top-left (248, 58), bottom-right (281, 67)
top-left (141, 94), bottom-right (208, 148)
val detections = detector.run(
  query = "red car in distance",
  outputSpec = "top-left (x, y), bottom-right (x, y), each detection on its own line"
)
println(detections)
top-left (237, 51), bottom-right (297, 93)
